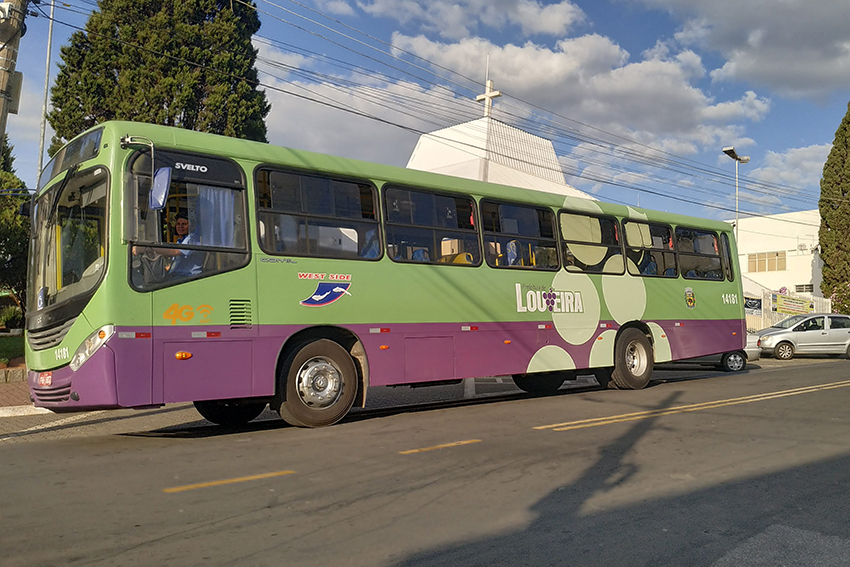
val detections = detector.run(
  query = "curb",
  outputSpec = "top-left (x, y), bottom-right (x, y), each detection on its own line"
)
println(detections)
top-left (0, 405), bottom-right (51, 418)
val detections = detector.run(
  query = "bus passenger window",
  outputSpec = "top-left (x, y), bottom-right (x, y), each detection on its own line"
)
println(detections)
top-left (677, 227), bottom-right (722, 281)
top-left (255, 169), bottom-right (380, 261)
top-left (559, 212), bottom-right (623, 274)
top-left (481, 201), bottom-right (558, 270)
top-left (624, 221), bottom-right (676, 278)
top-left (385, 187), bottom-right (480, 266)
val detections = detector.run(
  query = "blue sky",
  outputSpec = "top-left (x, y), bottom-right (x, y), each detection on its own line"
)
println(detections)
top-left (9, 0), bottom-right (850, 223)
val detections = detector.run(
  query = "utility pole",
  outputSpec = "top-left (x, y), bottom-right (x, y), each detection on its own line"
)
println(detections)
top-left (0, 0), bottom-right (27, 156)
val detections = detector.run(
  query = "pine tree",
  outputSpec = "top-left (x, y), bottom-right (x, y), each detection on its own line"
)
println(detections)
top-left (47, 0), bottom-right (269, 154)
top-left (818, 101), bottom-right (850, 314)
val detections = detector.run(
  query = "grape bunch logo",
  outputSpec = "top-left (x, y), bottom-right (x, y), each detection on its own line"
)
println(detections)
top-left (300, 282), bottom-right (352, 307)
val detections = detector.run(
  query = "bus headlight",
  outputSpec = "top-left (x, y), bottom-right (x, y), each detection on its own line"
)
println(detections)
top-left (70, 325), bottom-right (115, 372)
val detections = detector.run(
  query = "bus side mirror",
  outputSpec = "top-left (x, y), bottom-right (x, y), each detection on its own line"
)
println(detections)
top-left (149, 167), bottom-right (172, 210)
top-left (19, 198), bottom-right (31, 217)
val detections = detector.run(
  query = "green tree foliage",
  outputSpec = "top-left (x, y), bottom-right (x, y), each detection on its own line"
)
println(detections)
top-left (0, 152), bottom-right (29, 310)
top-left (0, 134), bottom-right (15, 173)
top-left (48, 0), bottom-right (269, 154)
top-left (819, 101), bottom-right (850, 314)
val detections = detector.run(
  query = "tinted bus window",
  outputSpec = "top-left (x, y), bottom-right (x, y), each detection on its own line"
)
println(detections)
top-left (481, 201), bottom-right (558, 270)
top-left (256, 169), bottom-right (381, 260)
top-left (624, 221), bottom-right (677, 277)
top-left (385, 186), bottom-right (480, 265)
top-left (559, 212), bottom-right (624, 274)
top-left (677, 227), bottom-right (723, 280)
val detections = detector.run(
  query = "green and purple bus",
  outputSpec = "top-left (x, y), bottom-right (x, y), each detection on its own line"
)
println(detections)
top-left (26, 121), bottom-right (745, 427)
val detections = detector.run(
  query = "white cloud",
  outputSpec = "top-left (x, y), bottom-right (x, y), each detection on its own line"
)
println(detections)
top-left (626, 0), bottom-right (850, 98)
top-left (358, 0), bottom-right (585, 40)
top-left (313, 0), bottom-right (356, 16)
top-left (750, 144), bottom-right (831, 194)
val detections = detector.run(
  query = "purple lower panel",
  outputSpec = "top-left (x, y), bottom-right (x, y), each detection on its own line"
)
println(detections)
top-left (663, 319), bottom-right (746, 360)
top-left (29, 345), bottom-right (121, 411)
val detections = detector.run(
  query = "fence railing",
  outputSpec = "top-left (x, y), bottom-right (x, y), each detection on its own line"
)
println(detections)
top-left (745, 291), bottom-right (832, 333)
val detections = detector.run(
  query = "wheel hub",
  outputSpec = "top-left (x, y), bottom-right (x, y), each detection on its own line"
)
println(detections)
top-left (626, 341), bottom-right (648, 375)
top-left (296, 358), bottom-right (343, 408)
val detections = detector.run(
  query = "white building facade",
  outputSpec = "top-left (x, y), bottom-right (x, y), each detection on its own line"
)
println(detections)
top-left (735, 209), bottom-right (823, 297)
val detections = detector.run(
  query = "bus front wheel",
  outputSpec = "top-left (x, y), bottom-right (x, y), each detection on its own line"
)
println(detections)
top-left (194, 399), bottom-right (267, 426)
top-left (279, 339), bottom-right (358, 428)
top-left (611, 328), bottom-right (653, 390)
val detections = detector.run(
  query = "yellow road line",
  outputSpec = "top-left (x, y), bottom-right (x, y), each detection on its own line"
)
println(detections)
top-left (163, 470), bottom-right (295, 493)
top-left (535, 379), bottom-right (850, 432)
top-left (399, 439), bottom-right (482, 455)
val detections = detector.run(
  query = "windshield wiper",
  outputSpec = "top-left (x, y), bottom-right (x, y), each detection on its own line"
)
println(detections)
top-left (46, 164), bottom-right (80, 225)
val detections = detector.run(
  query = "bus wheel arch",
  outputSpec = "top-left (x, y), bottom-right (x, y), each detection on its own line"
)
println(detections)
top-left (611, 323), bottom-right (654, 390)
top-left (273, 328), bottom-right (367, 427)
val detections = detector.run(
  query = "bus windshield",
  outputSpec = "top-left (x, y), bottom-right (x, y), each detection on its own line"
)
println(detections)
top-left (28, 166), bottom-right (109, 314)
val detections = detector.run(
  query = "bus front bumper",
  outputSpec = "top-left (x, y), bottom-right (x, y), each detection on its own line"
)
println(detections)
top-left (28, 344), bottom-right (122, 411)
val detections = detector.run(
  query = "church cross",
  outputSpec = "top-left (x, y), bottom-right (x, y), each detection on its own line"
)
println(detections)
top-left (475, 79), bottom-right (501, 118)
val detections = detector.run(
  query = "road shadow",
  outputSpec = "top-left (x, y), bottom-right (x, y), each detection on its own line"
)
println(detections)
top-left (396, 390), bottom-right (850, 567)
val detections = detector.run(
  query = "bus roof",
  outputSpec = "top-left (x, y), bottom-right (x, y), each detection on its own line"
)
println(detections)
top-left (68, 120), bottom-right (733, 232)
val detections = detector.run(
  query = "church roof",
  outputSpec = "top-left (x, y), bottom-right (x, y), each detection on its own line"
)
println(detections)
top-left (406, 116), bottom-right (593, 200)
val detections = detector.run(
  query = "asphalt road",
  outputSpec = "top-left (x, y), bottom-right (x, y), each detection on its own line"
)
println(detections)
top-left (3, 357), bottom-right (850, 567)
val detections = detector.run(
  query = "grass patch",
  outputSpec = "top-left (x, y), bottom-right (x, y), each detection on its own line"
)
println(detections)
top-left (0, 335), bottom-right (25, 364)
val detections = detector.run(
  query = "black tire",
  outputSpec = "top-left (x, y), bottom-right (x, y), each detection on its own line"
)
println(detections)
top-left (774, 342), bottom-right (794, 360)
top-left (512, 371), bottom-right (573, 394)
top-left (611, 328), bottom-right (654, 390)
top-left (194, 399), bottom-right (267, 426)
top-left (593, 367), bottom-right (616, 389)
top-left (279, 339), bottom-right (358, 428)
top-left (720, 351), bottom-right (747, 372)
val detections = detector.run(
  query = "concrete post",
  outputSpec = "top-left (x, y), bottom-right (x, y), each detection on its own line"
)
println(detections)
top-left (0, 0), bottom-right (27, 153)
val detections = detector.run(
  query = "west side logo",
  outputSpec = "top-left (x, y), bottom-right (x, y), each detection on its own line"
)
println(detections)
top-left (300, 282), bottom-right (352, 307)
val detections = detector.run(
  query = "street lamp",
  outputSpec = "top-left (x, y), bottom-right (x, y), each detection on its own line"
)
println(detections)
top-left (723, 146), bottom-right (750, 241)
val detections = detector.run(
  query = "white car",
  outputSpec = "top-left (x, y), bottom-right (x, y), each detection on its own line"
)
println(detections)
top-left (757, 313), bottom-right (850, 360)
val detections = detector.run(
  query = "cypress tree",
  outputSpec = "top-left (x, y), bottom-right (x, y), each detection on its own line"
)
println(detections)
top-left (47, 0), bottom-right (269, 153)
top-left (0, 136), bottom-right (28, 310)
top-left (818, 101), bottom-right (850, 314)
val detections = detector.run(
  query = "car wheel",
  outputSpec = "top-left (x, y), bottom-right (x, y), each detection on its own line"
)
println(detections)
top-left (774, 342), bottom-right (794, 360)
top-left (512, 371), bottom-right (572, 394)
top-left (279, 339), bottom-right (358, 428)
top-left (194, 399), bottom-right (267, 426)
top-left (611, 328), bottom-right (654, 390)
top-left (720, 351), bottom-right (746, 372)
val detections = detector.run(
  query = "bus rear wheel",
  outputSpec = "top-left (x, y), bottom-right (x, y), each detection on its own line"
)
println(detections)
top-left (279, 339), bottom-right (358, 428)
top-left (194, 399), bottom-right (267, 426)
top-left (611, 328), bottom-right (653, 390)
top-left (512, 371), bottom-right (573, 394)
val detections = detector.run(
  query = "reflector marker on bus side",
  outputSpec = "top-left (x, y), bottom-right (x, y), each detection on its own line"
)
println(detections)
top-left (163, 470), bottom-right (296, 493)
top-left (538, 324), bottom-right (552, 329)
top-left (191, 331), bottom-right (222, 338)
top-left (461, 326), bottom-right (479, 331)
top-left (369, 328), bottom-right (390, 334)
top-left (118, 332), bottom-right (152, 339)
top-left (399, 439), bottom-right (482, 454)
